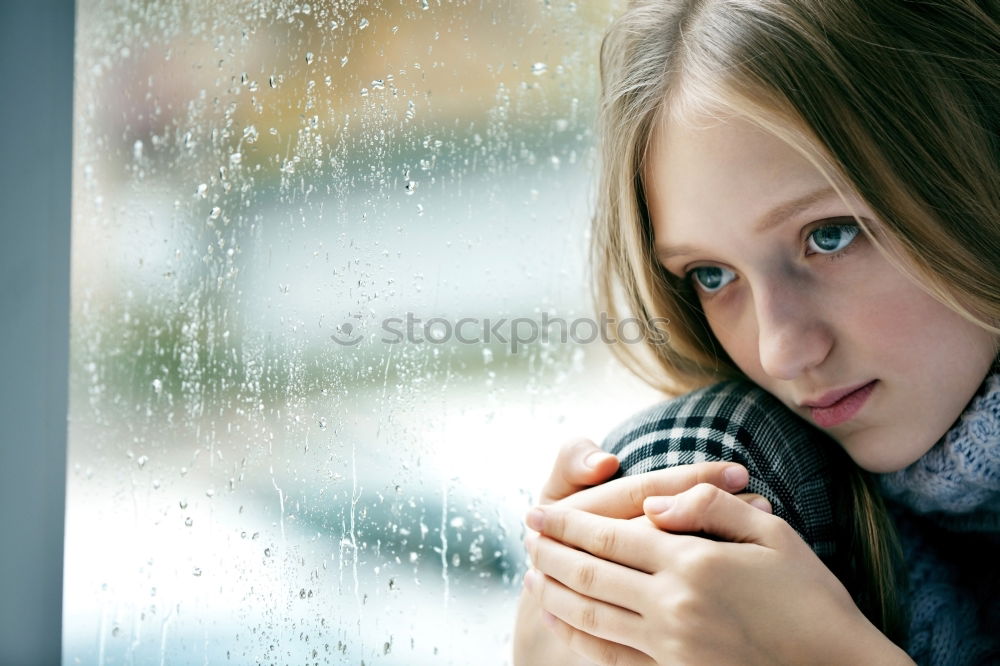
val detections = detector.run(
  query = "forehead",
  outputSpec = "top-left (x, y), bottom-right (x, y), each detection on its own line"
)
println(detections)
top-left (643, 114), bottom-right (835, 235)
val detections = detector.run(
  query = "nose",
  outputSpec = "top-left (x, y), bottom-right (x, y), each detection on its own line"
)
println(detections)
top-left (754, 279), bottom-right (833, 380)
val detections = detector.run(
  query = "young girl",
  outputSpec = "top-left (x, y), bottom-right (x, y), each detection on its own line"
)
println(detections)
top-left (513, 0), bottom-right (999, 663)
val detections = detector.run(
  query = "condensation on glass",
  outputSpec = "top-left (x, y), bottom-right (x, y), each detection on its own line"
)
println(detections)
top-left (65, 1), bottom-right (654, 663)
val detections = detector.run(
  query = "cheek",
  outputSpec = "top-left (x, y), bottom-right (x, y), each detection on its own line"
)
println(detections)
top-left (850, 278), bottom-right (960, 366)
top-left (702, 306), bottom-right (761, 376)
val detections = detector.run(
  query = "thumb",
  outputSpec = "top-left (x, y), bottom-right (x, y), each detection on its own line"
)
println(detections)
top-left (642, 483), bottom-right (778, 546)
top-left (539, 438), bottom-right (620, 504)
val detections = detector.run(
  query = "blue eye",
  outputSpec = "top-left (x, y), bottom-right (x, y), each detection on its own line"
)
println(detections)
top-left (807, 223), bottom-right (860, 254)
top-left (688, 266), bottom-right (736, 293)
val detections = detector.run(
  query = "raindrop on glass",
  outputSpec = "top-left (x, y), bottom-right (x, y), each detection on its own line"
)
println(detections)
top-left (305, 52), bottom-right (314, 65)
top-left (358, 17), bottom-right (369, 29)
top-left (531, 62), bottom-right (548, 76)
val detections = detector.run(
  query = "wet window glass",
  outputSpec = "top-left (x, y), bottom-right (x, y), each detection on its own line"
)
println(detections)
top-left (65, 1), bottom-right (656, 662)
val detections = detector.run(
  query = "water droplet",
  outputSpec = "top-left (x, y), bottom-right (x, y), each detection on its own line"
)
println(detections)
top-left (340, 55), bottom-right (349, 67)
top-left (132, 139), bottom-right (143, 161)
top-left (420, 0), bottom-right (429, 9)
top-left (531, 62), bottom-right (548, 76)
top-left (555, 118), bottom-right (569, 132)
top-left (358, 17), bottom-right (369, 29)
top-left (268, 74), bottom-right (277, 88)
top-left (192, 567), bottom-right (202, 577)
top-left (318, 417), bottom-right (327, 430)
top-left (302, 3), bottom-right (312, 14)
top-left (136, 455), bottom-right (148, 469)
top-left (185, 517), bottom-right (193, 527)
top-left (205, 488), bottom-right (215, 498)
top-left (329, 20), bottom-right (339, 29)
top-left (324, 75), bottom-right (332, 86)
top-left (416, 203), bottom-right (424, 216)
top-left (242, 125), bottom-right (258, 143)
top-left (196, 183), bottom-right (207, 198)
top-left (152, 378), bottom-right (163, 394)
top-left (229, 152), bottom-right (242, 165)
top-left (404, 180), bottom-right (417, 195)
top-left (179, 499), bottom-right (188, 509)
top-left (371, 79), bottom-right (385, 90)
top-left (305, 52), bottom-right (314, 65)
top-left (208, 207), bottom-right (221, 220)
top-left (152, 479), bottom-right (160, 489)
top-left (360, 88), bottom-right (369, 97)
top-left (482, 348), bottom-right (493, 364)
top-left (449, 516), bottom-right (464, 528)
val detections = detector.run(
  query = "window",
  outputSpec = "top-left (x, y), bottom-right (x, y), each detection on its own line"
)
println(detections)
top-left (65, 1), bottom-right (656, 662)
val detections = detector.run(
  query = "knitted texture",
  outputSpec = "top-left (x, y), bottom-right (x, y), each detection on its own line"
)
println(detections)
top-left (601, 379), bottom-right (841, 559)
top-left (878, 370), bottom-right (1000, 532)
top-left (875, 369), bottom-right (1000, 665)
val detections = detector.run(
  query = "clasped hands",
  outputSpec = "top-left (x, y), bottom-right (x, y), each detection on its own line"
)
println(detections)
top-left (519, 438), bottom-right (885, 666)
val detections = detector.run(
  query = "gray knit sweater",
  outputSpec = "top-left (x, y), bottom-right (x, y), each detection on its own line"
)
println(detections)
top-left (876, 369), bottom-right (1000, 665)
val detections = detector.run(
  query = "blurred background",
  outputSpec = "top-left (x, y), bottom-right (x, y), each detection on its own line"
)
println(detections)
top-left (63, 0), bottom-right (662, 663)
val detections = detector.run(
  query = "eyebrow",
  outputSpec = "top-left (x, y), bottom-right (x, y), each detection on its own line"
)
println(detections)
top-left (654, 185), bottom-right (840, 262)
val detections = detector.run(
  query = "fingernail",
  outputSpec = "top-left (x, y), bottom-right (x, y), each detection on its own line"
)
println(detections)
top-left (750, 497), bottom-right (773, 514)
top-left (724, 465), bottom-right (749, 489)
top-left (523, 568), bottom-right (538, 592)
top-left (645, 496), bottom-right (673, 514)
top-left (584, 451), bottom-right (614, 468)
top-left (525, 508), bottom-right (545, 532)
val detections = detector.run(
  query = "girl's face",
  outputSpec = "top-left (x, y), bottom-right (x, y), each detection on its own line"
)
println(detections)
top-left (645, 113), bottom-right (998, 473)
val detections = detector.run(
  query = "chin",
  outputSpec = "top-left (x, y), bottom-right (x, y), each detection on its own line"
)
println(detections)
top-left (842, 436), bottom-right (934, 474)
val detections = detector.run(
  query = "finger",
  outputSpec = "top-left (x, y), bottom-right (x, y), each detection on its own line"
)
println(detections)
top-left (539, 438), bottom-right (620, 505)
top-left (540, 609), bottom-right (656, 666)
top-left (527, 506), bottom-right (670, 573)
top-left (525, 568), bottom-right (650, 658)
top-left (527, 532), bottom-right (648, 608)
top-left (642, 483), bottom-right (781, 546)
top-left (560, 461), bottom-right (750, 518)
top-left (734, 492), bottom-right (773, 514)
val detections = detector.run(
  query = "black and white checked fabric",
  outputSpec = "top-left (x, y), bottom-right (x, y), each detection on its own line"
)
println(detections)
top-left (602, 379), bottom-right (841, 559)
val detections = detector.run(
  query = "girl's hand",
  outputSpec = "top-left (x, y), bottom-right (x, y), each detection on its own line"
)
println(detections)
top-left (523, 483), bottom-right (913, 666)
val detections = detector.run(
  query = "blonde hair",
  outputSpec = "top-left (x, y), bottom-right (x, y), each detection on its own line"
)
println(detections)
top-left (591, 0), bottom-right (999, 642)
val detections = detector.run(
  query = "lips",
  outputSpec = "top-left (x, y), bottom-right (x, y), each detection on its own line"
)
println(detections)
top-left (806, 380), bottom-right (878, 428)
top-left (801, 381), bottom-right (876, 409)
